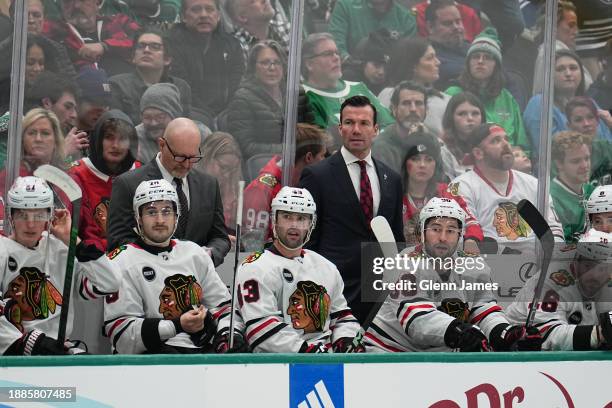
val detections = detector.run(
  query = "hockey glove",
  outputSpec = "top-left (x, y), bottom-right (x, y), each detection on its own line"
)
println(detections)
top-left (297, 86), bottom-right (315, 124)
top-left (599, 311), bottom-right (612, 348)
top-left (212, 329), bottom-right (249, 353)
top-left (492, 325), bottom-right (543, 351)
top-left (189, 312), bottom-right (216, 348)
top-left (299, 342), bottom-right (328, 353)
top-left (22, 330), bottom-right (66, 355)
top-left (444, 320), bottom-right (490, 352)
top-left (333, 337), bottom-right (365, 353)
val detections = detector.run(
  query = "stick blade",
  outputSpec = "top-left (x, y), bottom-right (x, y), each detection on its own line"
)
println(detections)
top-left (34, 165), bottom-right (82, 201)
top-left (370, 216), bottom-right (397, 258)
top-left (517, 199), bottom-right (549, 241)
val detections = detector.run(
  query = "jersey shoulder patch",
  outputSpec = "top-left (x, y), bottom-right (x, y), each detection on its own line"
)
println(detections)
top-left (549, 269), bottom-right (575, 287)
top-left (107, 245), bottom-right (127, 260)
top-left (258, 173), bottom-right (278, 188)
top-left (242, 251), bottom-right (263, 265)
top-left (447, 182), bottom-right (460, 196)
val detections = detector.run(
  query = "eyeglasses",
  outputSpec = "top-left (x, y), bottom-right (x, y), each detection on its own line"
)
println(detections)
top-left (12, 211), bottom-right (51, 222)
top-left (142, 207), bottom-right (175, 218)
top-left (136, 42), bottom-right (163, 52)
top-left (307, 50), bottom-right (340, 59)
top-left (256, 59), bottom-right (283, 69)
top-left (425, 227), bottom-right (461, 237)
top-left (162, 137), bottom-right (203, 164)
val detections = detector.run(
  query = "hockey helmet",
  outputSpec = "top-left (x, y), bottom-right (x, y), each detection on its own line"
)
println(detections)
top-left (586, 185), bottom-right (612, 215)
top-left (7, 176), bottom-right (54, 212)
top-left (419, 197), bottom-right (466, 235)
top-left (574, 230), bottom-right (612, 299)
top-left (133, 179), bottom-right (180, 216)
top-left (576, 230), bottom-right (612, 261)
top-left (271, 187), bottom-right (317, 250)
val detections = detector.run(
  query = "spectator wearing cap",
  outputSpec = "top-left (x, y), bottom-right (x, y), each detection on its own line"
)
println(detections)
top-left (225, 0), bottom-right (290, 59)
top-left (109, 28), bottom-right (193, 126)
top-left (446, 27), bottom-right (531, 156)
top-left (76, 67), bottom-right (112, 136)
top-left (549, 130), bottom-right (595, 243)
top-left (447, 123), bottom-right (564, 252)
top-left (43, 0), bottom-right (140, 76)
top-left (425, 0), bottom-right (469, 91)
top-left (328, 0), bottom-right (416, 61)
top-left (400, 131), bottom-right (482, 251)
top-left (378, 36), bottom-right (449, 136)
top-left (342, 29), bottom-right (393, 96)
top-left (136, 83), bottom-right (184, 163)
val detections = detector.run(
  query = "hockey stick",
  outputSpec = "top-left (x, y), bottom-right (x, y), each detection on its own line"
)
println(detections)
top-left (348, 216), bottom-right (400, 350)
top-left (517, 199), bottom-right (554, 328)
top-left (34, 165), bottom-right (82, 347)
top-left (229, 180), bottom-right (245, 349)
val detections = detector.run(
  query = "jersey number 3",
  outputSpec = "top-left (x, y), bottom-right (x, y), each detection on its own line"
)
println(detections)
top-left (238, 279), bottom-right (260, 307)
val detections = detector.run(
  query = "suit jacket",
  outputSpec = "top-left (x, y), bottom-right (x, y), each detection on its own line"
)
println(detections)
top-left (107, 159), bottom-right (230, 266)
top-left (299, 151), bottom-right (404, 322)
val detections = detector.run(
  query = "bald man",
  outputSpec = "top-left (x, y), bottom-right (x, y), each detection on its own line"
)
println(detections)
top-left (107, 118), bottom-right (230, 266)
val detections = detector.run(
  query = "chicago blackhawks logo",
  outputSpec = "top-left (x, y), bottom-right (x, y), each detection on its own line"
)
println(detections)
top-left (550, 269), bottom-right (575, 287)
top-left (287, 281), bottom-right (330, 333)
top-left (158, 274), bottom-right (203, 319)
top-left (5, 267), bottom-right (62, 332)
top-left (493, 202), bottom-right (531, 240)
top-left (94, 197), bottom-right (110, 237)
top-left (107, 245), bottom-right (126, 260)
top-left (242, 251), bottom-right (262, 265)
top-left (258, 173), bottom-right (277, 188)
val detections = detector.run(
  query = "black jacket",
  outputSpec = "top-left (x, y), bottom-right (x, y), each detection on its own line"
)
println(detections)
top-left (90, 109), bottom-right (138, 176)
top-left (168, 23), bottom-right (245, 122)
top-left (226, 78), bottom-right (284, 161)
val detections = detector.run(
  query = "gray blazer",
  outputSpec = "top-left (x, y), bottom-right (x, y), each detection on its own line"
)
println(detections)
top-left (107, 159), bottom-right (230, 266)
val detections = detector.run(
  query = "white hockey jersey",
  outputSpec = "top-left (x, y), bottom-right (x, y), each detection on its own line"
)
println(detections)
top-left (447, 167), bottom-right (564, 252)
top-left (365, 250), bottom-right (509, 352)
top-left (505, 255), bottom-right (610, 351)
top-left (0, 234), bottom-right (119, 354)
top-left (235, 248), bottom-right (362, 353)
top-left (102, 240), bottom-right (236, 354)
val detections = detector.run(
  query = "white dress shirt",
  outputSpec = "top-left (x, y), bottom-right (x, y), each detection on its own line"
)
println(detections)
top-left (340, 146), bottom-right (381, 216)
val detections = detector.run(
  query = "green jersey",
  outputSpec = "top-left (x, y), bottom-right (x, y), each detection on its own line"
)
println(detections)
top-left (550, 177), bottom-right (595, 243)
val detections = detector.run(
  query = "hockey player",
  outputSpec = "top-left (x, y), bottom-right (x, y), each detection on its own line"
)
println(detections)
top-left (102, 179), bottom-right (244, 354)
top-left (235, 186), bottom-right (363, 353)
top-left (506, 231), bottom-right (612, 351)
top-left (0, 176), bottom-right (119, 355)
top-left (364, 197), bottom-right (541, 352)
top-left (584, 184), bottom-right (612, 235)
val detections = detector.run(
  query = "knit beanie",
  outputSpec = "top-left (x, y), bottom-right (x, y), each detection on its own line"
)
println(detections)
top-left (404, 131), bottom-right (441, 163)
top-left (140, 83), bottom-right (183, 119)
top-left (467, 27), bottom-right (502, 64)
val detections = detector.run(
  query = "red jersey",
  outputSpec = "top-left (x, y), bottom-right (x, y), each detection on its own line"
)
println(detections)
top-left (413, 1), bottom-right (482, 42)
top-left (403, 182), bottom-right (483, 242)
top-left (68, 158), bottom-right (141, 251)
top-left (242, 155), bottom-right (282, 239)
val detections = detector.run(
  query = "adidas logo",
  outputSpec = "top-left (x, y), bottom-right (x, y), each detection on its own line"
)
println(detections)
top-left (297, 380), bottom-right (336, 408)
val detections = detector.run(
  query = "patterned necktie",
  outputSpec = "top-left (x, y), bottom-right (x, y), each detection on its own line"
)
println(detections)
top-left (173, 177), bottom-right (189, 237)
top-left (357, 160), bottom-right (373, 222)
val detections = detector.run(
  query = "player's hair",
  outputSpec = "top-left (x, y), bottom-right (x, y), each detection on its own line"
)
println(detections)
top-left (425, 0), bottom-right (457, 24)
top-left (565, 96), bottom-right (598, 122)
top-left (339, 95), bottom-right (378, 125)
top-left (296, 123), bottom-right (327, 162)
top-left (555, 49), bottom-right (586, 96)
top-left (22, 107), bottom-right (66, 169)
top-left (390, 80), bottom-right (428, 109)
top-left (295, 281), bottom-right (329, 332)
top-left (551, 130), bottom-right (593, 163)
top-left (301, 32), bottom-right (335, 78)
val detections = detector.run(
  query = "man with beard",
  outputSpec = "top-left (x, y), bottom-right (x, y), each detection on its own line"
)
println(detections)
top-left (365, 197), bottom-right (541, 352)
top-left (0, 176), bottom-right (120, 355)
top-left (447, 123), bottom-right (564, 252)
top-left (101, 179), bottom-right (244, 354)
top-left (43, 0), bottom-right (140, 76)
top-left (550, 131), bottom-right (595, 244)
top-left (235, 187), bottom-right (363, 353)
top-left (506, 231), bottom-right (612, 351)
top-left (371, 81), bottom-right (438, 175)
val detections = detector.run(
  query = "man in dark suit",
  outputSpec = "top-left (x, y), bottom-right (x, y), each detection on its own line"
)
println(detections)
top-left (107, 118), bottom-right (230, 266)
top-left (299, 95), bottom-right (404, 324)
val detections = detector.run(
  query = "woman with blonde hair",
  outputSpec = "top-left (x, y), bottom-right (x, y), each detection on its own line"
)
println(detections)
top-left (198, 132), bottom-right (243, 235)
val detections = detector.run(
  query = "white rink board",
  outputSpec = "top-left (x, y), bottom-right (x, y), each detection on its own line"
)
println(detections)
top-left (1, 354), bottom-right (611, 407)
